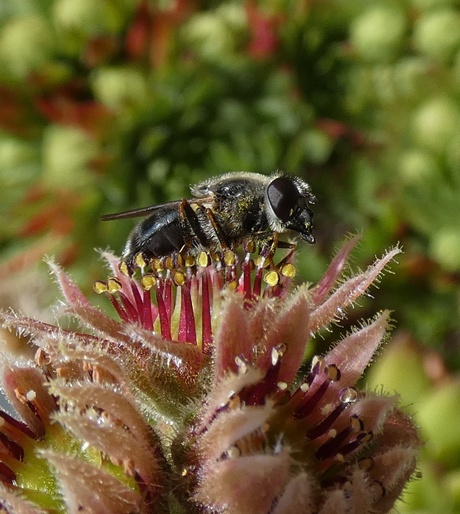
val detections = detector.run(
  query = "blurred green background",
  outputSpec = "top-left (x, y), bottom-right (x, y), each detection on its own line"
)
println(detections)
top-left (0, 1), bottom-right (459, 512)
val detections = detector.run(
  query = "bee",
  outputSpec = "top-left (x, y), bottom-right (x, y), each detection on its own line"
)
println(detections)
top-left (102, 172), bottom-right (316, 272)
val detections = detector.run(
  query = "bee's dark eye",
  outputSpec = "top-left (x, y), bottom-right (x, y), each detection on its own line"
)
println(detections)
top-left (267, 177), bottom-right (299, 222)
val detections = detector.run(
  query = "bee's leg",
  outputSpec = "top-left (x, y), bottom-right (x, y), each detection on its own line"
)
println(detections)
top-left (179, 199), bottom-right (211, 249)
top-left (276, 240), bottom-right (297, 250)
top-left (205, 208), bottom-right (230, 250)
top-left (259, 233), bottom-right (279, 259)
top-left (261, 235), bottom-right (297, 270)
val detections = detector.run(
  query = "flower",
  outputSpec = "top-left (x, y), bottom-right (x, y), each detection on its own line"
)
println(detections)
top-left (0, 236), bottom-right (419, 513)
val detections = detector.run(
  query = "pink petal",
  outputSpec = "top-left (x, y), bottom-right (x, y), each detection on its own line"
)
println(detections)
top-left (49, 380), bottom-right (153, 445)
top-left (123, 323), bottom-right (205, 389)
top-left (55, 409), bottom-right (163, 503)
top-left (312, 234), bottom-right (361, 304)
top-left (197, 403), bottom-right (273, 461)
top-left (257, 287), bottom-right (310, 384)
top-left (214, 294), bottom-right (252, 380)
top-left (47, 260), bottom-right (125, 340)
top-left (271, 472), bottom-right (315, 514)
top-left (310, 247), bottom-right (401, 333)
top-left (195, 451), bottom-right (290, 514)
top-left (370, 447), bottom-right (419, 513)
top-left (324, 311), bottom-right (390, 390)
top-left (1, 362), bottom-right (55, 437)
top-left (44, 451), bottom-right (144, 514)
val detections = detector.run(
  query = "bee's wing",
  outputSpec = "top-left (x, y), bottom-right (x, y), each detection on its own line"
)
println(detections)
top-left (101, 200), bottom-right (182, 221)
top-left (101, 196), bottom-right (215, 221)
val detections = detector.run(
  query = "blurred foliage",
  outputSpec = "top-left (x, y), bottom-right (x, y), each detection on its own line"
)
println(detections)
top-left (1, 1), bottom-right (460, 510)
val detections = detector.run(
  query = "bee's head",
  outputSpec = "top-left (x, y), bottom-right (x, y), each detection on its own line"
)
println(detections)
top-left (265, 175), bottom-right (316, 244)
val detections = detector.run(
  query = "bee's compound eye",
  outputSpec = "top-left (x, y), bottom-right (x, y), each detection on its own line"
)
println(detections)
top-left (267, 177), bottom-right (299, 222)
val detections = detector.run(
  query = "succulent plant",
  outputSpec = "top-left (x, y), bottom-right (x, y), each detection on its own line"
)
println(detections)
top-left (0, 237), bottom-right (419, 513)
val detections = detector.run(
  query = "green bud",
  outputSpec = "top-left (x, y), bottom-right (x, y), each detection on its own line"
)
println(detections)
top-left (430, 228), bottom-right (460, 272)
top-left (350, 7), bottom-right (407, 63)
top-left (185, 5), bottom-right (246, 62)
top-left (0, 14), bottom-right (54, 78)
top-left (414, 9), bottom-right (460, 62)
top-left (394, 57), bottom-right (430, 97)
top-left (398, 149), bottom-right (440, 184)
top-left (418, 381), bottom-right (460, 466)
top-left (301, 129), bottom-right (333, 165)
top-left (42, 125), bottom-right (99, 189)
top-left (446, 469), bottom-right (460, 511)
top-left (411, 0), bottom-right (458, 8)
top-left (91, 67), bottom-right (149, 110)
top-left (53, 0), bottom-right (125, 36)
top-left (412, 97), bottom-right (460, 153)
top-left (0, 136), bottom-right (36, 171)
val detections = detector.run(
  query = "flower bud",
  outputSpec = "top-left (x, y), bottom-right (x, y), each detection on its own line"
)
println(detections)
top-left (429, 227), bottom-right (460, 272)
top-left (91, 67), bottom-right (149, 110)
top-left (53, 0), bottom-right (125, 35)
top-left (42, 125), bottom-right (99, 189)
top-left (398, 150), bottom-right (440, 184)
top-left (185, 5), bottom-right (246, 62)
top-left (0, 135), bottom-right (37, 173)
top-left (350, 7), bottom-right (407, 63)
top-left (418, 381), bottom-right (460, 466)
top-left (0, 14), bottom-right (54, 78)
top-left (413, 9), bottom-right (460, 62)
top-left (411, 96), bottom-right (460, 154)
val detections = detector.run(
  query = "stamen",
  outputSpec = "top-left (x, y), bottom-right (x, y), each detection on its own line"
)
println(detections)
top-left (339, 388), bottom-right (359, 404)
top-left (178, 283), bottom-right (196, 344)
top-left (135, 253), bottom-right (147, 270)
top-left (264, 271), bottom-right (279, 287)
top-left (142, 289), bottom-right (154, 331)
top-left (0, 461), bottom-right (16, 485)
top-left (0, 432), bottom-right (24, 461)
top-left (324, 364), bottom-right (341, 382)
top-left (307, 403), bottom-right (347, 440)
top-left (227, 446), bottom-right (241, 459)
top-left (369, 480), bottom-right (386, 500)
top-left (107, 277), bottom-right (122, 293)
top-left (280, 263), bottom-right (296, 278)
top-left (201, 272), bottom-right (213, 353)
top-left (155, 286), bottom-right (172, 341)
top-left (235, 355), bottom-right (249, 375)
top-left (197, 251), bottom-right (210, 268)
top-left (293, 380), bottom-right (329, 420)
top-left (93, 280), bottom-right (108, 294)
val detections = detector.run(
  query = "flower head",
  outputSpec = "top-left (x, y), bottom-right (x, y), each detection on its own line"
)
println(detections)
top-left (0, 236), bottom-right (419, 513)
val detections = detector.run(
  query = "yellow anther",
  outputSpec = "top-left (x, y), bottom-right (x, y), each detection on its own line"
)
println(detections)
top-left (280, 263), bottom-right (296, 278)
top-left (197, 251), bottom-right (210, 267)
top-left (135, 253), bottom-right (147, 269)
top-left (246, 240), bottom-right (256, 253)
top-left (107, 277), bottom-right (122, 293)
top-left (184, 255), bottom-right (195, 267)
top-left (227, 280), bottom-right (238, 291)
top-left (264, 271), bottom-right (279, 286)
top-left (174, 271), bottom-right (186, 286)
top-left (152, 258), bottom-right (163, 272)
top-left (93, 280), bottom-right (107, 294)
top-left (118, 261), bottom-right (130, 276)
top-left (141, 274), bottom-right (157, 291)
top-left (223, 250), bottom-right (236, 266)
